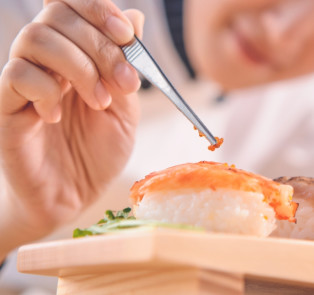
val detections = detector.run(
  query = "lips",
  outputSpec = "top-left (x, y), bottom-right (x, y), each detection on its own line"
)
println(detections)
top-left (232, 26), bottom-right (269, 65)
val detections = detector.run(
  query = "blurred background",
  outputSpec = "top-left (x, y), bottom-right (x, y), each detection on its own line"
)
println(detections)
top-left (1, 0), bottom-right (314, 294)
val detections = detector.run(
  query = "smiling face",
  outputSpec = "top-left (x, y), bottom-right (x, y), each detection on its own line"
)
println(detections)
top-left (184, 0), bottom-right (314, 89)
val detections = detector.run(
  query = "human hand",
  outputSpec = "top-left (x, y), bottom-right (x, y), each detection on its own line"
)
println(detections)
top-left (0, 0), bottom-right (144, 253)
top-left (184, 0), bottom-right (314, 89)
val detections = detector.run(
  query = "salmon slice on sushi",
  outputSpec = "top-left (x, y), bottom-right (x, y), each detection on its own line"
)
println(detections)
top-left (130, 162), bottom-right (298, 237)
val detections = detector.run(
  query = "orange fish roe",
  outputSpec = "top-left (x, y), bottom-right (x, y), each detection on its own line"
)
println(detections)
top-left (193, 126), bottom-right (224, 151)
top-left (208, 137), bottom-right (224, 151)
top-left (194, 126), bottom-right (205, 138)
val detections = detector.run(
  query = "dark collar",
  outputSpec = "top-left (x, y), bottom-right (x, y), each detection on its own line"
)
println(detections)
top-left (163, 0), bottom-right (195, 78)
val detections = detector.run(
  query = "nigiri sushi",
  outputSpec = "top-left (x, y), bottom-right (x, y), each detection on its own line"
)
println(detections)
top-left (130, 161), bottom-right (298, 237)
top-left (272, 176), bottom-right (314, 240)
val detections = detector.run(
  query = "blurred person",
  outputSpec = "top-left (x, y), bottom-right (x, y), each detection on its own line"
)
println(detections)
top-left (183, 0), bottom-right (314, 177)
top-left (1, 0), bottom-right (314, 293)
top-left (185, 0), bottom-right (314, 89)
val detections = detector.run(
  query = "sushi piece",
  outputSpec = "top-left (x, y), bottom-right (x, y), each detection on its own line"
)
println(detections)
top-left (130, 161), bottom-right (298, 237)
top-left (272, 176), bottom-right (314, 240)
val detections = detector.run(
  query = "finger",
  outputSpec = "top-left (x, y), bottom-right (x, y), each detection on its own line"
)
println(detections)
top-left (34, 2), bottom-right (140, 94)
top-left (0, 58), bottom-right (62, 123)
top-left (44, 0), bottom-right (134, 45)
top-left (123, 9), bottom-right (145, 39)
top-left (10, 22), bottom-right (112, 111)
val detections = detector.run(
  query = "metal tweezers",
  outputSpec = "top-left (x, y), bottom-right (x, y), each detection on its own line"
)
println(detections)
top-left (121, 36), bottom-right (217, 146)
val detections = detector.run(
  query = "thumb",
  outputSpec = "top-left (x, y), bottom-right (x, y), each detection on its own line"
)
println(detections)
top-left (123, 9), bottom-right (145, 39)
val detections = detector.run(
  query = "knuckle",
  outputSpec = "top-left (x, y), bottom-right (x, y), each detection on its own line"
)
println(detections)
top-left (42, 1), bottom-right (76, 25)
top-left (18, 22), bottom-right (49, 48)
top-left (1, 58), bottom-right (29, 85)
top-left (82, 0), bottom-right (115, 25)
top-left (76, 56), bottom-right (98, 81)
top-left (94, 36), bottom-right (122, 68)
top-left (95, 37), bottom-right (112, 60)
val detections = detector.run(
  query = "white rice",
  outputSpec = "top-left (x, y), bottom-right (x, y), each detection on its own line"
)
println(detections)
top-left (272, 199), bottom-right (314, 240)
top-left (134, 188), bottom-right (276, 237)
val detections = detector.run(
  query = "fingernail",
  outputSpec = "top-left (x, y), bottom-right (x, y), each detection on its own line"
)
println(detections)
top-left (51, 104), bottom-right (62, 123)
top-left (106, 16), bottom-right (134, 44)
top-left (114, 62), bottom-right (141, 92)
top-left (94, 80), bottom-right (112, 109)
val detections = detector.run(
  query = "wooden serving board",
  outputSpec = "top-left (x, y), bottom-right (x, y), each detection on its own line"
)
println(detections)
top-left (17, 228), bottom-right (314, 295)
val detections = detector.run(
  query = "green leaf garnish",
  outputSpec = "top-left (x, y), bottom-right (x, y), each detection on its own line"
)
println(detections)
top-left (105, 210), bottom-right (115, 220)
top-left (73, 207), bottom-right (204, 238)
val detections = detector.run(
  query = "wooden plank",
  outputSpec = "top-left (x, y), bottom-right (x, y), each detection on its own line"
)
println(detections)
top-left (245, 277), bottom-right (314, 295)
top-left (56, 268), bottom-right (244, 295)
top-left (199, 270), bottom-right (243, 295)
top-left (17, 228), bottom-right (314, 285)
top-left (154, 230), bottom-right (314, 284)
top-left (17, 230), bottom-right (157, 276)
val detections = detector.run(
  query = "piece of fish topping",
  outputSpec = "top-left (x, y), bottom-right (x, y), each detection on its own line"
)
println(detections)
top-left (275, 176), bottom-right (314, 205)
